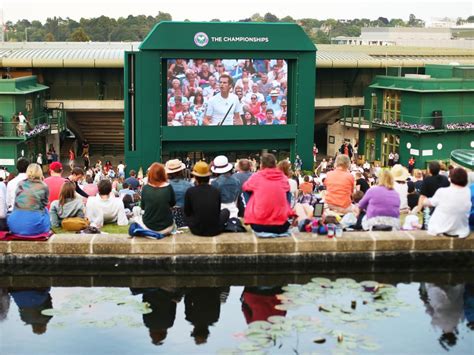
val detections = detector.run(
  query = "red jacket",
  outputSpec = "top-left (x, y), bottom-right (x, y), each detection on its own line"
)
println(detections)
top-left (243, 168), bottom-right (292, 225)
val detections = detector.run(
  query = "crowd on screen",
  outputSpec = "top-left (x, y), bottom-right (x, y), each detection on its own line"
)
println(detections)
top-left (166, 59), bottom-right (288, 126)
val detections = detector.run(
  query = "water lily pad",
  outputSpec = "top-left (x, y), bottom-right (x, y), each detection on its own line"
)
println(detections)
top-left (360, 342), bottom-right (382, 351)
top-left (267, 315), bottom-right (286, 324)
top-left (360, 281), bottom-right (379, 288)
top-left (217, 348), bottom-right (240, 355)
top-left (248, 321), bottom-right (272, 330)
top-left (40, 308), bottom-right (66, 316)
top-left (238, 342), bottom-right (263, 352)
top-left (311, 277), bottom-right (332, 286)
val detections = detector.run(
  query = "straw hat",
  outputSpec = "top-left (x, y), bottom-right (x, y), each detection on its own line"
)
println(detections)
top-left (211, 155), bottom-right (233, 174)
top-left (391, 164), bottom-right (410, 181)
top-left (165, 159), bottom-right (185, 174)
top-left (192, 161), bottom-right (211, 177)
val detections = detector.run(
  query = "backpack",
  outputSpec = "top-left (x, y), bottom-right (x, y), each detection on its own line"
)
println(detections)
top-left (224, 217), bottom-right (247, 233)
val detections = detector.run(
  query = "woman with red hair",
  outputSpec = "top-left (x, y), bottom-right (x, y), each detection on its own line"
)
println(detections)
top-left (135, 163), bottom-right (176, 235)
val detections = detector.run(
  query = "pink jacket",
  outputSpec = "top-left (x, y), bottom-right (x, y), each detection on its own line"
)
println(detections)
top-left (243, 168), bottom-right (292, 225)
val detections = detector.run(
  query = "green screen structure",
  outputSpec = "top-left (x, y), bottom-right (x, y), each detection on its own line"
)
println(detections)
top-left (125, 22), bottom-right (316, 171)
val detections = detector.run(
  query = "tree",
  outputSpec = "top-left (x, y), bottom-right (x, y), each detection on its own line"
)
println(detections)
top-left (263, 13), bottom-right (279, 22)
top-left (250, 13), bottom-right (264, 22)
top-left (45, 32), bottom-right (55, 41)
top-left (377, 17), bottom-right (389, 26)
top-left (280, 16), bottom-right (295, 23)
top-left (408, 14), bottom-right (424, 27)
top-left (155, 11), bottom-right (172, 22)
top-left (69, 27), bottom-right (90, 42)
top-left (467, 15), bottom-right (474, 23)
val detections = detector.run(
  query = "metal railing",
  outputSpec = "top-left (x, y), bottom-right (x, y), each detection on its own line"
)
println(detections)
top-left (339, 107), bottom-right (474, 132)
top-left (0, 113), bottom-right (50, 139)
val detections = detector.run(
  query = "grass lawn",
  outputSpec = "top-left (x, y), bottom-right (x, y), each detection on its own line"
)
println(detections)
top-left (53, 224), bottom-right (129, 234)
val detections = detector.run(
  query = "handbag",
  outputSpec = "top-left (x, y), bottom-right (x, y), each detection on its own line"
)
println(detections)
top-left (61, 217), bottom-right (90, 231)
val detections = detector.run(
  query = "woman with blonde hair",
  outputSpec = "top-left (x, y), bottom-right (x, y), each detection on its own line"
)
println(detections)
top-left (134, 163), bottom-right (175, 235)
top-left (7, 163), bottom-right (50, 235)
top-left (356, 169), bottom-right (401, 231)
top-left (49, 181), bottom-right (85, 228)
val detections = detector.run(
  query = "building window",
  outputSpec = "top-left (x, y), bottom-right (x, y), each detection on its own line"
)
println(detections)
top-left (382, 90), bottom-right (400, 122)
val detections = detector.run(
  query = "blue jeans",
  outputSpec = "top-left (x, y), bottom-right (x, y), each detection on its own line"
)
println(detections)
top-left (7, 209), bottom-right (51, 235)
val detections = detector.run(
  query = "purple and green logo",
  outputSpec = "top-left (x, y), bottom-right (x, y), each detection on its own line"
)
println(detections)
top-left (194, 32), bottom-right (209, 47)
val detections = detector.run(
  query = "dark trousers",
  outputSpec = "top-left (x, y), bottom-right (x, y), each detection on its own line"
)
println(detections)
top-left (251, 221), bottom-right (290, 234)
top-left (0, 218), bottom-right (7, 231)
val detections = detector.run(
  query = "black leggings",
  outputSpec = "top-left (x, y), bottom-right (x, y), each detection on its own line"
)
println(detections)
top-left (251, 221), bottom-right (290, 234)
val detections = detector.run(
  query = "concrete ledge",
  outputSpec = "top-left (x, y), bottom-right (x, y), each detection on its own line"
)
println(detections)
top-left (0, 231), bottom-right (473, 271)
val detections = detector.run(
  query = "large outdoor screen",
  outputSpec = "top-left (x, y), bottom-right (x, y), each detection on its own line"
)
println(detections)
top-left (166, 59), bottom-right (288, 126)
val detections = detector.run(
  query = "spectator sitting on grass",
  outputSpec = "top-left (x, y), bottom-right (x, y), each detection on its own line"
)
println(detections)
top-left (324, 154), bottom-right (355, 214)
top-left (86, 179), bottom-right (128, 228)
top-left (50, 181), bottom-right (85, 228)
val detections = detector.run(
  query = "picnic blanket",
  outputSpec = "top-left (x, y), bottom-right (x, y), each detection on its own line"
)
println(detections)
top-left (0, 230), bottom-right (54, 241)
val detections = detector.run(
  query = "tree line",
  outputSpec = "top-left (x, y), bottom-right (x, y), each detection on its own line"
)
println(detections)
top-left (3, 12), bottom-right (474, 43)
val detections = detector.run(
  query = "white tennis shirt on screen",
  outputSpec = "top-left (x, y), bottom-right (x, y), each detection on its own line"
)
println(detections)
top-left (205, 93), bottom-right (242, 125)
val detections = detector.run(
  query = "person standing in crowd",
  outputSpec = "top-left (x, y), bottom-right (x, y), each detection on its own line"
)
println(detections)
top-left (116, 161), bottom-right (126, 179)
top-left (388, 152), bottom-right (395, 167)
top-left (211, 155), bottom-right (241, 219)
top-left (469, 172), bottom-right (474, 231)
top-left (86, 179), bottom-right (128, 228)
top-left (203, 74), bottom-right (242, 126)
top-left (134, 163), bottom-right (175, 235)
top-left (184, 161), bottom-right (230, 236)
top-left (294, 155), bottom-right (302, 172)
top-left (0, 176), bottom-right (6, 231)
top-left (419, 167), bottom-right (471, 238)
top-left (43, 162), bottom-right (67, 209)
top-left (408, 156), bottom-right (416, 175)
top-left (324, 155), bottom-right (355, 214)
top-left (243, 153), bottom-right (293, 234)
top-left (312, 144), bottom-right (318, 164)
top-left (393, 152), bottom-right (400, 165)
top-left (81, 139), bottom-right (89, 157)
top-left (36, 153), bottom-right (43, 170)
top-left (68, 148), bottom-right (75, 171)
top-left (49, 181), bottom-right (85, 228)
top-left (6, 158), bottom-right (29, 212)
top-left (357, 170), bottom-right (401, 231)
top-left (339, 141), bottom-right (354, 160)
top-left (7, 164), bottom-right (50, 235)
top-left (166, 159), bottom-right (192, 228)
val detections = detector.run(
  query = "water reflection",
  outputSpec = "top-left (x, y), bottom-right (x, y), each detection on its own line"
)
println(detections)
top-left (420, 283), bottom-right (473, 350)
top-left (184, 287), bottom-right (228, 344)
top-left (9, 288), bottom-right (53, 334)
top-left (0, 280), bottom-right (472, 353)
top-left (131, 287), bottom-right (183, 346)
top-left (0, 288), bottom-right (10, 322)
top-left (241, 286), bottom-right (286, 323)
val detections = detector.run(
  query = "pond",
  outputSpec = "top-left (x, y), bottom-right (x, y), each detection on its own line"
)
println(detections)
top-left (0, 273), bottom-right (473, 354)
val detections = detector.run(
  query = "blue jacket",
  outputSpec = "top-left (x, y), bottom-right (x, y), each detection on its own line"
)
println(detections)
top-left (211, 174), bottom-right (241, 204)
top-left (170, 179), bottom-right (193, 208)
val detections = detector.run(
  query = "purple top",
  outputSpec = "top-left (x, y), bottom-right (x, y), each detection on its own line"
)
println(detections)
top-left (357, 186), bottom-right (400, 219)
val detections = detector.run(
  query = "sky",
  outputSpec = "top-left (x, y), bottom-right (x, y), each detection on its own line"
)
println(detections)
top-left (0, 0), bottom-right (472, 24)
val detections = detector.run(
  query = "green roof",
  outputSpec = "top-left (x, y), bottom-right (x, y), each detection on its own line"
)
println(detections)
top-left (370, 75), bottom-right (474, 92)
top-left (0, 76), bottom-right (48, 95)
top-left (451, 149), bottom-right (474, 170)
top-left (0, 42), bottom-right (472, 68)
top-left (140, 21), bottom-right (316, 51)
